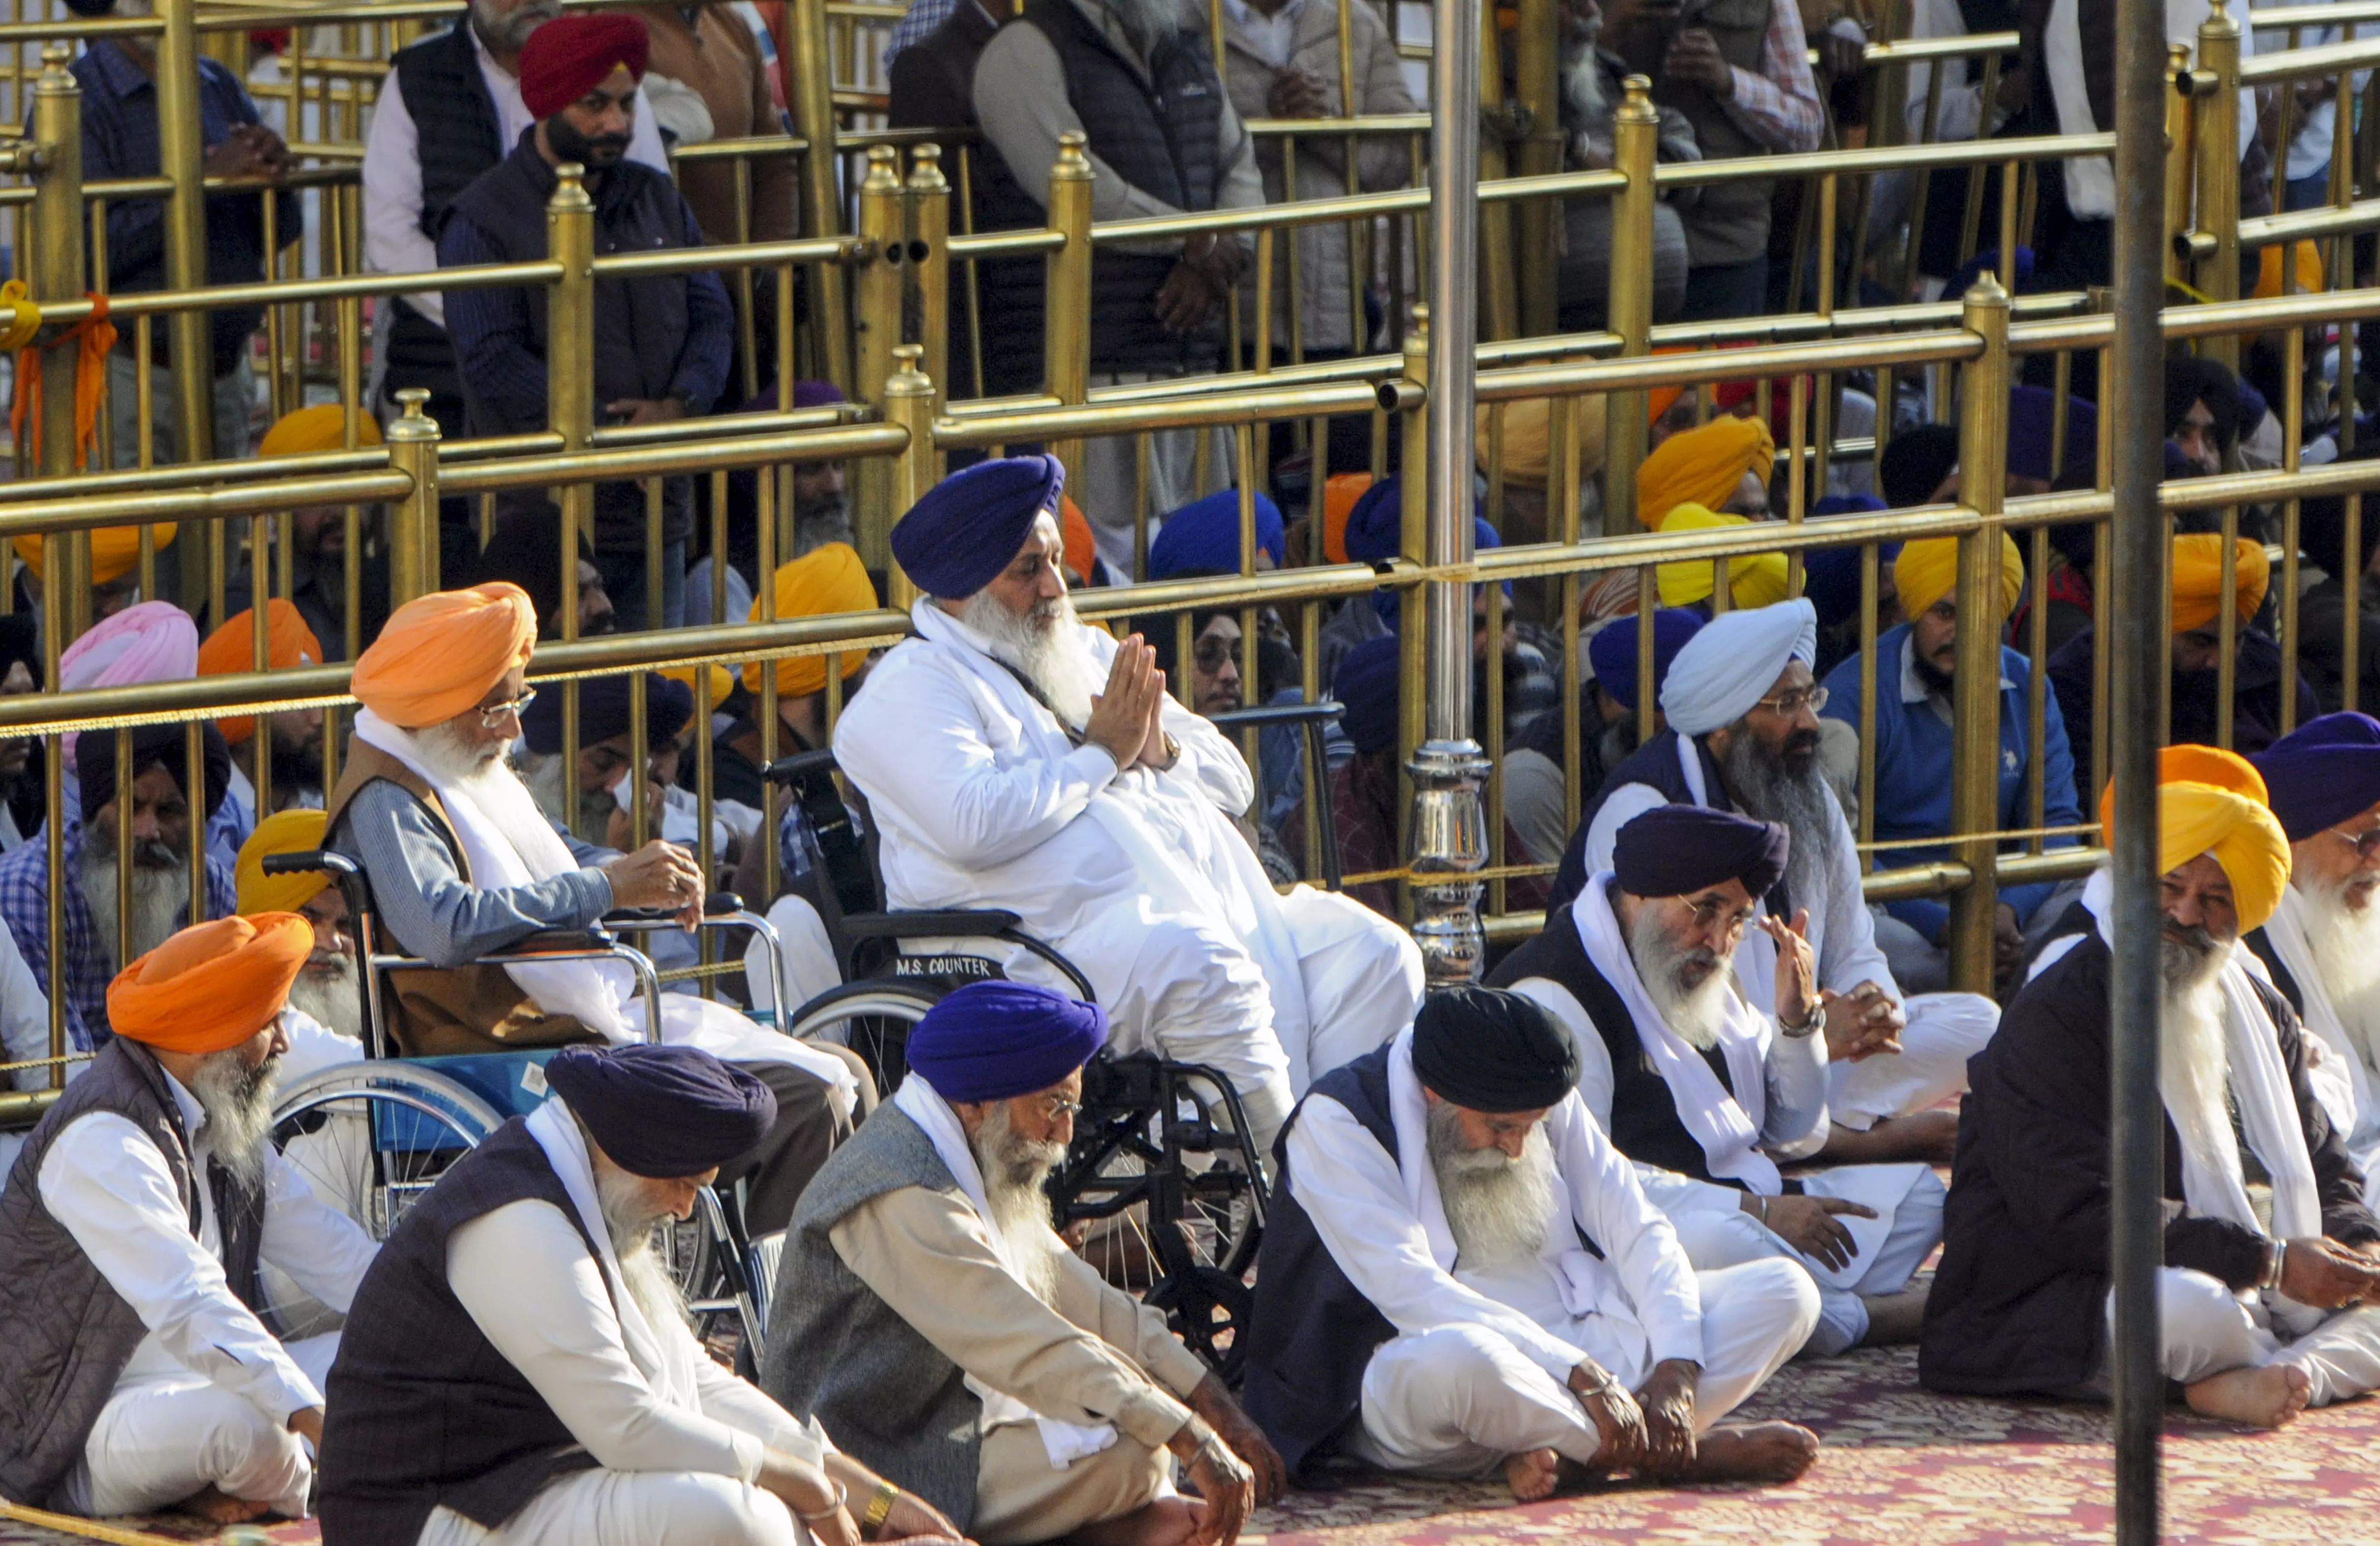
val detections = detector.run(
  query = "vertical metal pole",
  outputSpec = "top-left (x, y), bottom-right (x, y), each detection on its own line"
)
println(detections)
top-left (30, 46), bottom-right (90, 632)
top-left (1948, 276), bottom-right (2008, 993)
top-left (886, 344), bottom-right (934, 613)
top-left (784, 0), bottom-right (852, 392)
top-left (386, 388), bottom-right (441, 607)
top-left (548, 166), bottom-right (593, 787)
top-left (1471, 0), bottom-right (1519, 343)
top-left (1042, 133), bottom-right (1094, 491)
top-left (158, 0), bottom-right (215, 614)
top-left (1408, 0), bottom-right (1489, 988)
top-left (2109, 0), bottom-right (2172, 1521)
top-left (2192, 1), bottom-right (2241, 371)
top-left (1513, 0), bottom-right (1561, 336)
top-left (853, 146), bottom-right (903, 570)
top-left (1604, 78), bottom-right (1657, 538)
top-left (907, 145), bottom-right (952, 421)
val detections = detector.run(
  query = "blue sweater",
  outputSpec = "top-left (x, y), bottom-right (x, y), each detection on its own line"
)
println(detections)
top-left (1820, 623), bottom-right (2081, 942)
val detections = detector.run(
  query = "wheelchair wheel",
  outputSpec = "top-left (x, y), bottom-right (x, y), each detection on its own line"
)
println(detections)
top-left (779, 979), bottom-right (942, 1089)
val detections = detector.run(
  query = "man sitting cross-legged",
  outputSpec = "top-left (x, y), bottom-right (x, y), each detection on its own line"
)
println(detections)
top-left (1923, 746), bottom-right (2380, 1427)
top-left (320, 1043), bottom-right (959, 1546)
top-left (1242, 987), bottom-right (1820, 1500)
top-left (1491, 804), bottom-right (1944, 1358)
top-left (764, 981), bottom-right (1283, 1546)
top-left (0, 915), bottom-right (377, 1524)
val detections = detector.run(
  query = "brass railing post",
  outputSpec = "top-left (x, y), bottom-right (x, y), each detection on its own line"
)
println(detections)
top-left (853, 146), bottom-right (904, 570)
top-left (2193, 0), bottom-right (2242, 368)
top-left (1947, 274), bottom-right (2010, 992)
top-left (886, 343), bottom-right (934, 611)
top-left (2162, 43), bottom-right (2194, 292)
top-left (784, 0), bottom-right (852, 393)
top-left (1604, 77), bottom-right (1658, 537)
top-left (1043, 133), bottom-right (1094, 487)
top-left (159, 0), bottom-right (216, 613)
top-left (29, 46), bottom-right (89, 634)
top-left (1513, 0), bottom-right (1562, 336)
top-left (386, 387), bottom-right (441, 607)
top-left (907, 144), bottom-right (953, 421)
top-left (1473, 0), bottom-right (1520, 343)
top-left (547, 161), bottom-right (593, 785)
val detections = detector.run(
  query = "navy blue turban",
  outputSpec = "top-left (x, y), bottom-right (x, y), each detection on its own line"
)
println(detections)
top-left (1800, 497), bottom-right (1896, 630)
top-left (1150, 489), bottom-right (1285, 579)
top-left (546, 1043), bottom-right (778, 1177)
top-left (2007, 385), bottom-right (2097, 486)
top-left (1588, 610), bottom-right (1703, 712)
top-left (906, 980), bottom-right (1108, 1103)
top-left (1949, 244), bottom-right (2033, 298)
top-left (520, 671), bottom-right (694, 756)
top-left (1333, 634), bottom-right (1402, 756)
top-left (1411, 987), bottom-right (1580, 1113)
top-left (2253, 712), bottom-right (2380, 842)
top-left (891, 455), bottom-right (1066, 600)
top-left (1342, 476), bottom-right (1497, 564)
top-left (1611, 803), bottom-right (1789, 900)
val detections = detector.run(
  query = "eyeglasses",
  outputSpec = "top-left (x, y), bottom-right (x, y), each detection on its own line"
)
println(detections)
top-left (478, 687), bottom-right (537, 728)
top-left (2330, 824), bottom-right (2380, 861)
top-left (1194, 637), bottom-right (1243, 672)
top-left (1040, 1095), bottom-right (1084, 1120)
top-left (1751, 685), bottom-right (1828, 717)
top-left (1685, 895), bottom-right (1755, 934)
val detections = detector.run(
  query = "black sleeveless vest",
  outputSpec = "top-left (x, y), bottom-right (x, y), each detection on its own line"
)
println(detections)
top-left (386, 23), bottom-right (506, 395)
top-left (1547, 728), bottom-right (1796, 922)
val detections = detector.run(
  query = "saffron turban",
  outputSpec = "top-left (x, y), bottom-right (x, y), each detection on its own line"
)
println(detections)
top-left (1150, 489), bottom-right (1285, 579)
top-left (545, 1043), bottom-right (778, 1178)
top-left (1661, 596), bottom-right (1818, 737)
top-left (2096, 743), bottom-right (2288, 931)
top-left (350, 582), bottom-right (537, 729)
top-left (744, 541), bottom-right (877, 696)
top-left (1332, 634), bottom-right (1401, 756)
top-left (1320, 473), bottom-right (1372, 564)
top-left (522, 671), bottom-right (693, 756)
top-left (517, 12), bottom-right (649, 120)
top-left (1878, 424), bottom-right (1961, 509)
top-left (1892, 531), bottom-right (2024, 624)
top-left (2252, 712), bottom-right (2380, 843)
top-left (2254, 239), bottom-right (2324, 301)
top-left (198, 601), bottom-right (325, 744)
top-left (1586, 608), bottom-right (1703, 712)
top-left (1652, 505), bottom-right (1790, 611)
top-left (108, 914), bottom-right (312, 1055)
top-left (15, 524), bottom-right (178, 586)
top-left (2170, 534), bottom-right (2269, 634)
top-left (2006, 385), bottom-right (2095, 487)
top-left (904, 980), bottom-right (1108, 1104)
top-left (891, 455), bottom-right (1065, 601)
top-left (1410, 987), bottom-right (1579, 1113)
top-left (1612, 802), bottom-right (1790, 900)
top-left (78, 720), bottom-right (233, 827)
top-left (258, 404), bottom-right (382, 458)
top-left (60, 600), bottom-right (200, 770)
top-left (1634, 414), bottom-right (1774, 529)
top-left (1475, 395), bottom-right (1609, 490)
top-left (1061, 496), bottom-right (1096, 583)
top-left (237, 808), bottom-right (331, 916)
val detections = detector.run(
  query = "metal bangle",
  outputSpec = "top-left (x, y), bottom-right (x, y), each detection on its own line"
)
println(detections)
top-left (796, 1484), bottom-right (849, 1523)
top-left (2263, 1238), bottom-right (2288, 1293)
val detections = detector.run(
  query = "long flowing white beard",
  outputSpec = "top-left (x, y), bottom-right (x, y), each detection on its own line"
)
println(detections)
top-left (2159, 973), bottom-right (2241, 1183)
top-left (2299, 879), bottom-right (2380, 1077)
top-left (1562, 39), bottom-right (1609, 127)
top-left (288, 958), bottom-right (365, 1043)
top-left (1628, 905), bottom-right (1733, 1051)
top-left (960, 591), bottom-right (1102, 732)
top-left (188, 1047), bottom-right (283, 1197)
top-left (971, 1105), bottom-right (1068, 1306)
top-left (1427, 1103), bottom-right (1556, 1271)
top-left (80, 843), bottom-right (188, 973)
top-left (412, 719), bottom-right (514, 790)
top-left (597, 1167), bottom-right (693, 1332)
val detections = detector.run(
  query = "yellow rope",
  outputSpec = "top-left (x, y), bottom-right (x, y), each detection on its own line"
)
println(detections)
top-left (0, 1500), bottom-right (205, 1546)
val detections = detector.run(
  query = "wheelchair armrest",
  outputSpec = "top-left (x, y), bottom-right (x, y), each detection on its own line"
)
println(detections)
top-left (841, 909), bottom-right (1024, 939)
top-left (1209, 699), bottom-right (1344, 732)
top-left (707, 892), bottom-right (745, 917)
top-left (764, 750), bottom-right (840, 786)
top-left (261, 849), bottom-right (357, 879)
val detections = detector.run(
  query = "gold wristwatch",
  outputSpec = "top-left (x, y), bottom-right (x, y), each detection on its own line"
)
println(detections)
top-left (860, 1480), bottom-right (901, 1540)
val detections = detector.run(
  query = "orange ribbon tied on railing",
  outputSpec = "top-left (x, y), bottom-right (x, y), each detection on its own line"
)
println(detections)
top-left (8, 288), bottom-right (116, 473)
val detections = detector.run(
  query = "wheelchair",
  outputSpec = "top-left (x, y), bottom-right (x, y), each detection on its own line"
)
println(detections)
top-left (255, 848), bottom-right (799, 1364)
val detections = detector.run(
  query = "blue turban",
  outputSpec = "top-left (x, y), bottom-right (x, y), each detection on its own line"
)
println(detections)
top-left (545, 1044), bottom-right (778, 1177)
top-left (1348, 478), bottom-right (1507, 623)
top-left (2252, 712), bottom-right (2380, 843)
top-left (1149, 489), bottom-right (1285, 579)
top-left (521, 671), bottom-right (694, 756)
top-left (1333, 634), bottom-right (1402, 755)
top-left (1411, 987), bottom-right (1579, 1113)
top-left (2007, 385), bottom-right (2097, 486)
top-left (905, 981), bottom-right (1108, 1103)
top-left (1950, 244), bottom-right (2033, 298)
top-left (891, 456), bottom-right (1065, 600)
top-left (1611, 803), bottom-right (1789, 900)
top-left (1588, 609), bottom-right (1704, 711)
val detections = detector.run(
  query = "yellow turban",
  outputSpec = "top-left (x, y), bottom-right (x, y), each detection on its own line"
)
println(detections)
top-left (1892, 532), bottom-right (2025, 623)
top-left (2252, 241), bottom-right (2323, 301)
top-left (1635, 414), bottom-right (1775, 530)
top-left (1654, 505), bottom-right (1791, 610)
top-left (15, 524), bottom-right (178, 587)
top-left (350, 582), bottom-right (537, 729)
top-left (661, 662), bottom-right (736, 705)
top-left (2095, 743), bottom-right (2288, 932)
top-left (198, 600), bottom-right (325, 744)
top-left (1475, 397), bottom-right (1609, 490)
top-left (2170, 534), bottom-right (2269, 634)
top-left (259, 404), bottom-right (384, 458)
top-left (237, 808), bottom-right (331, 916)
top-left (107, 914), bottom-right (313, 1054)
top-left (745, 542), bottom-right (876, 696)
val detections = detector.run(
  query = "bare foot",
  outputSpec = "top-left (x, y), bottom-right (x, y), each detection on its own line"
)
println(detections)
top-left (1674, 1422), bottom-right (1821, 1484)
top-left (2184, 1364), bottom-right (2312, 1429)
top-left (1857, 1282), bottom-right (1931, 1346)
top-left (1067, 1496), bottom-right (1203, 1546)
top-left (1815, 1112), bottom-right (1958, 1166)
top-left (178, 1486), bottom-right (271, 1526)
top-left (1504, 1447), bottom-right (1561, 1501)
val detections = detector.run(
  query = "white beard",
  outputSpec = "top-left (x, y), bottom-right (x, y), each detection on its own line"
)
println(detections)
top-left (597, 1166), bottom-right (693, 1333)
top-left (187, 1046), bottom-right (284, 1198)
top-left (970, 1104), bottom-right (1068, 1306)
top-left (1562, 38), bottom-right (1609, 128)
top-left (2297, 878), bottom-right (2380, 1078)
top-left (412, 718), bottom-right (514, 791)
top-left (79, 841), bottom-right (188, 973)
top-left (1427, 1102), bottom-right (1556, 1271)
top-left (288, 957), bottom-right (364, 1043)
top-left (1101, 0), bottom-right (1180, 58)
top-left (2159, 969), bottom-right (2241, 1185)
top-left (1627, 904), bottom-right (1734, 1051)
top-left (960, 590), bottom-right (1102, 733)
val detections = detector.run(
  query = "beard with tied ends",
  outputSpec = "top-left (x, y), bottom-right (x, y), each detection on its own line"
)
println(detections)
top-left (79, 834), bottom-right (188, 973)
top-left (188, 1044), bottom-right (284, 1197)
top-left (1721, 718), bottom-right (1840, 908)
top-left (2297, 876), bottom-right (2380, 1076)
top-left (595, 1160), bottom-right (694, 1333)
top-left (288, 952), bottom-right (364, 1043)
top-left (1425, 1101), bottom-right (1556, 1271)
top-left (970, 1102), bottom-right (1069, 1306)
top-left (1627, 901), bottom-right (1733, 1051)
top-left (958, 588), bottom-right (1103, 732)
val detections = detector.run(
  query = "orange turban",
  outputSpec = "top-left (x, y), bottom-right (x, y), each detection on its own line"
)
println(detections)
top-left (1475, 397), bottom-right (1609, 490)
top-left (2096, 743), bottom-right (2288, 931)
top-left (237, 808), bottom-right (331, 916)
top-left (259, 404), bottom-right (383, 458)
top-left (746, 541), bottom-right (876, 696)
top-left (2253, 241), bottom-right (2323, 301)
top-left (2170, 534), bottom-right (2269, 634)
top-left (16, 523), bottom-right (178, 587)
top-left (107, 914), bottom-right (312, 1054)
top-left (198, 600), bottom-right (325, 744)
top-left (1636, 413), bottom-right (1775, 529)
top-left (1654, 505), bottom-right (1790, 610)
top-left (350, 582), bottom-right (537, 729)
top-left (1321, 473), bottom-right (1372, 564)
top-left (1891, 532), bottom-right (2025, 623)
top-left (1060, 497), bottom-right (1096, 583)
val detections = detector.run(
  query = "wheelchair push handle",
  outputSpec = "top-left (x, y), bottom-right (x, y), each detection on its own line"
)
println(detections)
top-left (261, 849), bottom-right (359, 880)
top-left (762, 749), bottom-right (840, 786)
top-left (1208, 699), bottom-right (1344, 731)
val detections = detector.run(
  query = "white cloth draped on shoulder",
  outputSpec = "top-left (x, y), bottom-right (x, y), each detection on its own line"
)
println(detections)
top-left (2257, 886), bottom-right (2380, 1169)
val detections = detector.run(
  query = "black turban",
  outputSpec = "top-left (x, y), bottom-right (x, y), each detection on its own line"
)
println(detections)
top-left (78, 721), bottom-right (232, 829)
top-left (520, 672), bottom-right (694, 756)
top-left (467, 503), bottom-right (595, 640)
top-left (1878, 423), bottom-right (1961, 509)
top-left (1410, 987), bottom-right (1580, 1113)
top-left (545, 1043), bottom-right (778, 1177)
top-left (1611, 804), bottom-right (1788, 900)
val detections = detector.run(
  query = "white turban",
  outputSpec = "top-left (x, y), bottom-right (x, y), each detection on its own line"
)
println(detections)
top-left (1660, 598), bottom-right (1819, 736)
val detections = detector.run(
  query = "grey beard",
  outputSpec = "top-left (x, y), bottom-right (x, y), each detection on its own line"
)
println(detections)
top-left (791, 494), bottom-right (856, 557)
top-left (1627, 903), bottom-right (1732, 1051)
top-left (596, 1165), bottom-right (692, 1332)
top-left (2297, 879), bottom-right (2380, 1078)
top-left (970, 1103), bottom-right (1068, 1305)
top-left (412, 719), bottom-right (512, 789)
top-left (188, 1046), bottom-right (283, 1198)
top-left (2159, 974), bottom-right (2240, 1182)
top-left (1560, 39), bottom-right (1610, 132)
top-left (958, 590), bottom-right (1101, 731)
top-left (288, 957), bottom-right (364, 1044)
top-left (1722, 724), bottom-right (1842, 908)
top-left (1425, 1102), bottom-right (1554, 1271)
top-left (470, 0), bottom-right (558, 53)
top-left (2160, 925), bottom-right (2227, 995)
top-left (1101, 0), bottom-right (1181, 59)
top-left (79, 841), bottom-right (187, 973)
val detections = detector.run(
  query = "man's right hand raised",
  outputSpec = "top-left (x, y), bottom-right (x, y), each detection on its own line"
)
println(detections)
top-left (1087, 635), bottom-right (1167, 768)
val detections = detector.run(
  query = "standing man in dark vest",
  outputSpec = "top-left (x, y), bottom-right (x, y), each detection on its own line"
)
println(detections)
top-left (362, 0), bottom-right (670, 585)
top-left (1241, 986), bottom-right (1820, 1500)
top-left (969, 0), bottom-right (1264, 573)
top-left (436, 12), bottom-right (732, 633)
top-left (0, 915), bottom-right (377, 1526)
top-left (320, 1042), bottom-right (958, 1546)
top-left (1599, 0), bottom-right (1823, 319)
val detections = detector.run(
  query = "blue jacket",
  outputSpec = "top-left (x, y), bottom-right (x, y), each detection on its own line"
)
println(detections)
top-left (1820, 623), bottom-right (2081, 941)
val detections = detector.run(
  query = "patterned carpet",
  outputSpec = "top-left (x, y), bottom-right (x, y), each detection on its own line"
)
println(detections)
top-left (8, 1347), bottom-right (2377, 1546)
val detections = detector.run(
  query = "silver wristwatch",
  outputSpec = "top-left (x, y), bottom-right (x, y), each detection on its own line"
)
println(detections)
top-left (1778, 999), bottom-right (1825, 1038)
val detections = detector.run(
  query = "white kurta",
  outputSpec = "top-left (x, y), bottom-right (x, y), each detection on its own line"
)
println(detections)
top-left (1584, 736), bottom-right (2000, 1143)
top-left (1283, 1031), bottom-right (1817, 1477)
top-left (834, 602), bottom-right (1424, 1149)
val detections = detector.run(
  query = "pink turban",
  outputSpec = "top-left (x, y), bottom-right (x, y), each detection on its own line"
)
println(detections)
top-left (59, 600), bottom-right (199, 770)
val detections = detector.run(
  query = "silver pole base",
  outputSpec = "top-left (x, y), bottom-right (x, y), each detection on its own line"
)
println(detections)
top-left (1406, 736), bottom-right (1492, 987)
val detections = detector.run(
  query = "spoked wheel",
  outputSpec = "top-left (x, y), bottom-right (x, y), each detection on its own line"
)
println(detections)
top-left (1143, 1265), bottom-right (1256, 1379)
top-left (780, 980), bottom-right (942, 1091)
